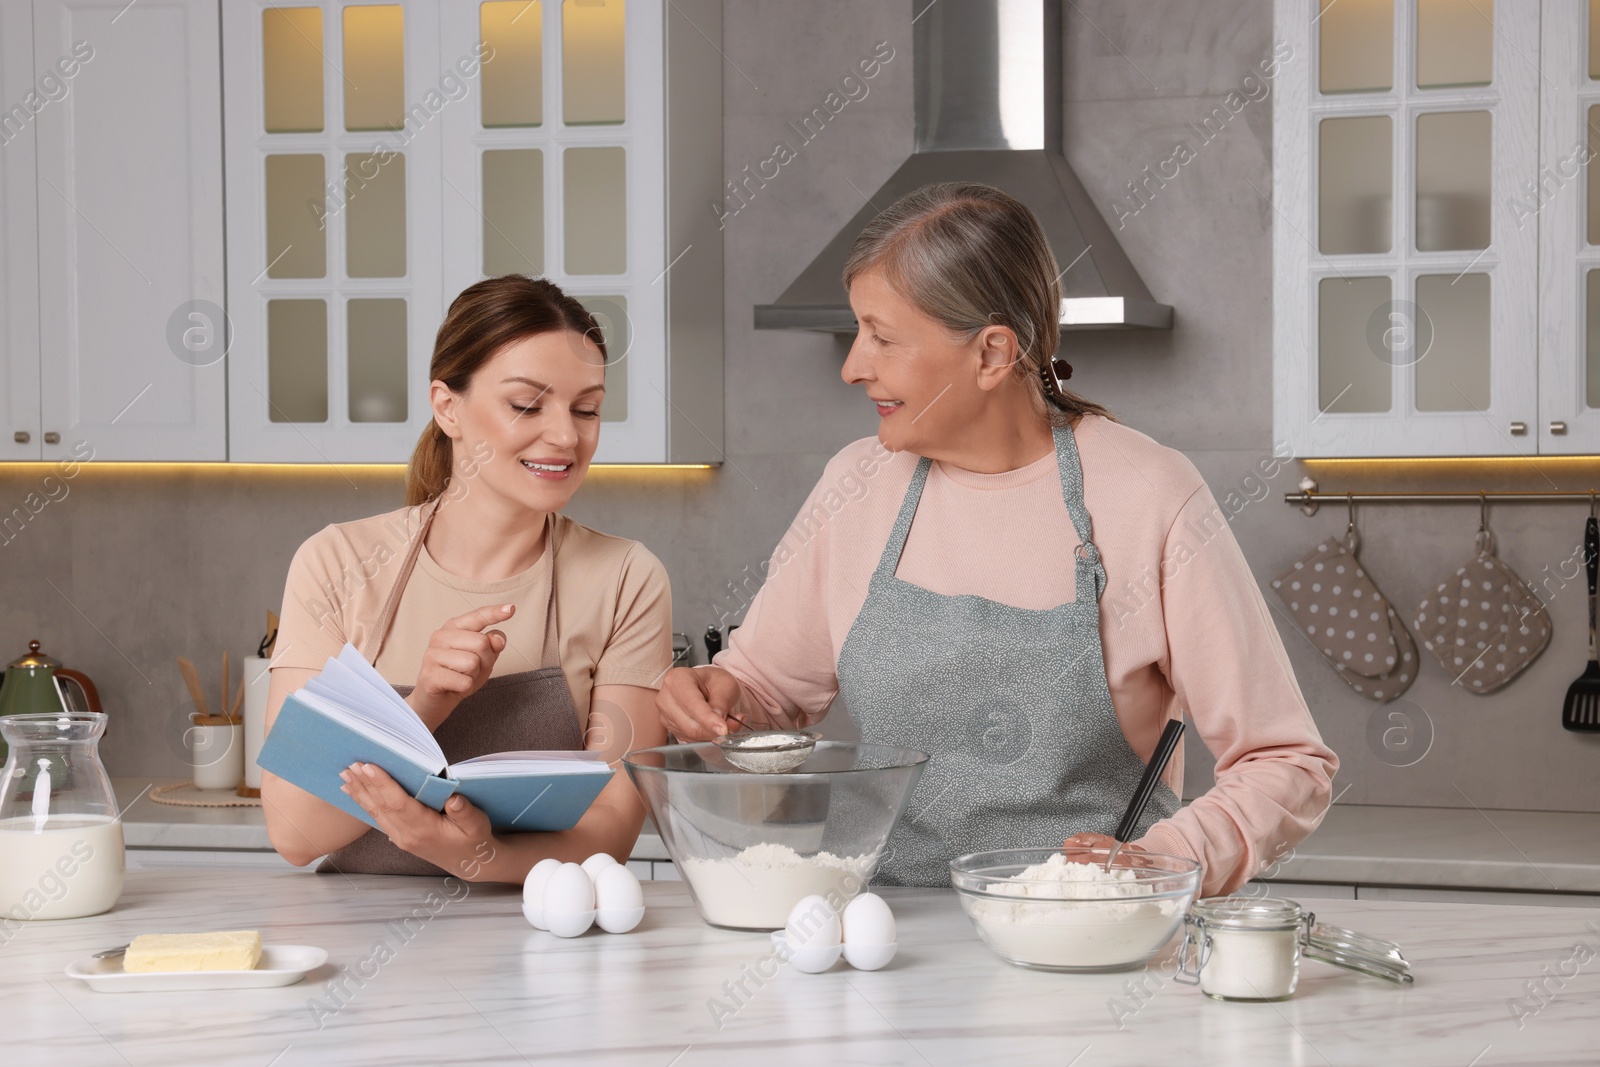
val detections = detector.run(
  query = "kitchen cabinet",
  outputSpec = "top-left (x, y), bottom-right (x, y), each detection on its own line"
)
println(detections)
top-left (224, 0), bottom-right (723, 464)
top-left (1355, 884), bottom-right (1600, 907)
top-left (35, 0), bottom-right (225, 461)
top-left (0, 2), bottom-right (40, 462)
top-left (1246, 879), bottom-right (1356, 900)
top-left (1538, 0), bottom-right (1600, 453)
top-left (222, 1), bottom-right (446, 463)
top-left (1253, 879), bottom-right (1600, 907)
top-left (2, 0), bottom-right (225, 462)
top-left (125, 848), bottom-right (312, 873)
top-left (1274, 0), bottom-right (1544, 458)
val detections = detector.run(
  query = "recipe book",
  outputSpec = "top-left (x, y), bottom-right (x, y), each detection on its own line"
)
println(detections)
top-left (257, 644), bottom-right (613, 833)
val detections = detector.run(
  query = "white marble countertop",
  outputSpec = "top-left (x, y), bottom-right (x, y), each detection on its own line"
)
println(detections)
top-left (115, 778), bottom-right (1600, 891)
top-left (6, 868), bottom-right (1597, 1065)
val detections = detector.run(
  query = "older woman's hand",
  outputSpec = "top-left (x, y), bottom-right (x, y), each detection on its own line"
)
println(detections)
top-left (1061, 832), bottom-right (1145, 864)
top-left (339, 762), bottom-right (497, 880)
top-left (655, 665), bottom-right (749, 741)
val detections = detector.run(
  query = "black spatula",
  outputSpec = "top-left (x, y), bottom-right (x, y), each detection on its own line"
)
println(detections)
top-left (1561, 515), bottom-right (1600, 732)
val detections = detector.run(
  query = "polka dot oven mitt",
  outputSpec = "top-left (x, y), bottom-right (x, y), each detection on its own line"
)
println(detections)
top-left (1271, 537), bottom-right (1418, 703)
top-left (1413, 547), bottom-right (1551, 694)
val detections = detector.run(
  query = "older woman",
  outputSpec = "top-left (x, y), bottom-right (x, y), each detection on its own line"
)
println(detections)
top-left (658, 182), bottom-right (1336, 893)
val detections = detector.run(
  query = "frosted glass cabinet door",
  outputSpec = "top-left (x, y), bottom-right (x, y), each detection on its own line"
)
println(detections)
top-left (33, 0), bottom-right (226, 461)
top-left (225, 1), bottom-right (443, 462)
top-left (439, 0), bottom-right (673, 463)
top-left (1275, 0), bottom-right (1539, 457)
top-left (0, 1), bottom-right (41, 461)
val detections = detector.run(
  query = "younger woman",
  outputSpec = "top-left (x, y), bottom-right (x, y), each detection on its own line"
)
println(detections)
top-left (264, 276), bottom-right (671, 880)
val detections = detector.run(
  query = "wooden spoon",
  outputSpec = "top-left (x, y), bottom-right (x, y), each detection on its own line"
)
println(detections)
top-left (177, 657), bottom-right (208, 720)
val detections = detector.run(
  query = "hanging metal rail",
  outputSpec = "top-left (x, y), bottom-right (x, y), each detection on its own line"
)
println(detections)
top-left (1284, 485), bottom-right (1599, 516)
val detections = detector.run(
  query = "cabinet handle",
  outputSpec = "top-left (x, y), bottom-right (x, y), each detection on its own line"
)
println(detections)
top-left (12, 431), bottom-right (28, 444)
top-left (43, 432), bottom-right (60, 445)
top-left (1550, 421), bottom-right (1568, 436)
top-left (1509, 422), bottom-right (1527, 436)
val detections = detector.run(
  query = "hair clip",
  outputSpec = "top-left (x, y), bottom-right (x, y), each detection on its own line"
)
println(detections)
top-left (1040, 359), bottom-right (1073, 397)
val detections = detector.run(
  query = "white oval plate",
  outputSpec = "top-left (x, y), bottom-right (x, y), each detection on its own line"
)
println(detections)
top-left (65, 945), bottom-right (328, 993)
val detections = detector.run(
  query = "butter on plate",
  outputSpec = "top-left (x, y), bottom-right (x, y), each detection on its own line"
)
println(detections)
top-left (123, 931), bottom-right (263, 973)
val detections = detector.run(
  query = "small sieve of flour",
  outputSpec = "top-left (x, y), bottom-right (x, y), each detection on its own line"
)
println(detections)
top-left (962, 854), bottom-right (1184, 970)
top-left (680, 843), bottom-right (875, 929)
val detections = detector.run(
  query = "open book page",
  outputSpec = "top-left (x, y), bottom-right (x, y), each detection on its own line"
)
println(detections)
top-left (449, 751), bottom-right (610, 779)
top-left (300, 644), bottom-right (445, 771)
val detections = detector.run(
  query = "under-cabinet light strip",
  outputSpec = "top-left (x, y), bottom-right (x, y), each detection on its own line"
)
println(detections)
top-left (0, 463), bottom-right (716, 473)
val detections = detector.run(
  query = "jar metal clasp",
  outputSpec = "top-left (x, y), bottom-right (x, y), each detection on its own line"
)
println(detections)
top-left (1173, 914), bottom-right (1211, 986)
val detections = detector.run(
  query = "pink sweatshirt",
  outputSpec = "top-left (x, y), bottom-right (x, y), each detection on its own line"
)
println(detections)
top-left (715, 415), bottom-right (1337, 896)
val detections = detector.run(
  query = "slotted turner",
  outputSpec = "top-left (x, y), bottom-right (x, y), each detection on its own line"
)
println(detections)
top-left (1561, 513), bottom-right (1600, 732)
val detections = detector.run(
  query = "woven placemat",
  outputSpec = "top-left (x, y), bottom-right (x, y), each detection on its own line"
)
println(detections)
top-left (149, 781), bottom-right (263, 808)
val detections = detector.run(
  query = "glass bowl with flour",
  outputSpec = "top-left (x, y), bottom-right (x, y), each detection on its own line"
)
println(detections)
top-left (950, 847), bottom-right (1202, 972)
top-left (623, 741), bottom-right (927, 930)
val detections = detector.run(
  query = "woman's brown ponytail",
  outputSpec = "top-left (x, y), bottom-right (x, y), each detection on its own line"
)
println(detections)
top-left (405, 422), bottom-right (456, 506)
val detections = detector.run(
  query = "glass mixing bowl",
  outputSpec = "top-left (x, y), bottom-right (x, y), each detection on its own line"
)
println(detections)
top-left (950, 847), bottom-right (1202, 972)
top-left (623, 741), bottom-right (927, 930)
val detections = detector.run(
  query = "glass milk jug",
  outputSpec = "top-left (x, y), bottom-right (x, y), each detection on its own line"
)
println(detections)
top-left (0, 712), bottom-right (125, 920)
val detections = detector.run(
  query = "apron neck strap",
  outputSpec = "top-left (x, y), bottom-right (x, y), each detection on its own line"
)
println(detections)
top-left (874, 457), bottom-right (933, 580)
top-left (538, 516), bottom-right (562, 666)
top-left (360, 498), bottom-right (562, 668)
top-left (1051, 421), bottom-right (1096, 555)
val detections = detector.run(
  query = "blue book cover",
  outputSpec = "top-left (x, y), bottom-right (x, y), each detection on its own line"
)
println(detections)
top-left (257, 647), bottom-right (613, 833)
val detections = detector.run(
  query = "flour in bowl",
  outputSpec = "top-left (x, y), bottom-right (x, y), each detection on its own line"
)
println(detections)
top-left (962, 854), bottom-right (1185, 969)
top-left (680, 843), bottom-right (875, 929)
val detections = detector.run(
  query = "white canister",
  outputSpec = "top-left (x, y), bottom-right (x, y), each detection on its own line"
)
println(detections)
top-left (190, 718), bottom-right (244, 790)
top-left (1177, 896), bottom-right (1414, 1000)
top-left (241, 655), bottom-right (271, 792)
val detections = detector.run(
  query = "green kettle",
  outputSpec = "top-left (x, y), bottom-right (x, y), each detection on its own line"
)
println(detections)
top-left (0, 640), bottom-right (102, 763)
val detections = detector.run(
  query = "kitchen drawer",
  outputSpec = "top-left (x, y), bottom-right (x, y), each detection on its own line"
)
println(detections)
top-left (652, 861), bottom-right (681, 881)
top-left (126, 848), bottom-right (313, 873)
top-left (1356, 886), bottom-right (1600, 908)
top-left (1250, 880), bottom-right (1357, 900)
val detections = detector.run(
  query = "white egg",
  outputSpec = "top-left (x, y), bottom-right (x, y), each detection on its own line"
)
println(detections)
top-left (593, 864), bottom-right (645, 934)
top-left (841, 894), bottom-right (897, 970)
top-left (841, 893), bottom-right (895, 945)
top-left (581, 852), bottom-right (619, 883)
top-left (770, 930), bottom-right (839, 973)
top-left (843, 941), bottom-right (898, 971)
top-left (784, 894), bottom-right (841, 949)
top-left (542, 862), bottom-right (596, 938)
top-left (521, 857), bottom-right (562, 930)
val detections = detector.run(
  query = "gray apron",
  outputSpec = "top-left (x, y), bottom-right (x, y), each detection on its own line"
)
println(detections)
top-left (837, 422), bottom-right (1180, 887)
top-left (320, 501), bottom-right (585, 876)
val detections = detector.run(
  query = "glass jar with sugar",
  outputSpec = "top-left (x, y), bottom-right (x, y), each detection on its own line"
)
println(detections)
top-left (1176, 896), bottom-right (1412, 1000)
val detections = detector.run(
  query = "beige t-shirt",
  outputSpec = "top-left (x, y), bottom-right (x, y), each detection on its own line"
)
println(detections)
top-left (274, 505), bottom-right (672, 732)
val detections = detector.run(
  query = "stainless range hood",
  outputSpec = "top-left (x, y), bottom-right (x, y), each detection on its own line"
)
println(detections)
top-left (754, 0), bottom-right (1173, 333)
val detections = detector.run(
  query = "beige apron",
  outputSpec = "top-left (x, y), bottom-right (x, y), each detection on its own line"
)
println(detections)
top-left (319, 500), bottom-right (585, 876)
